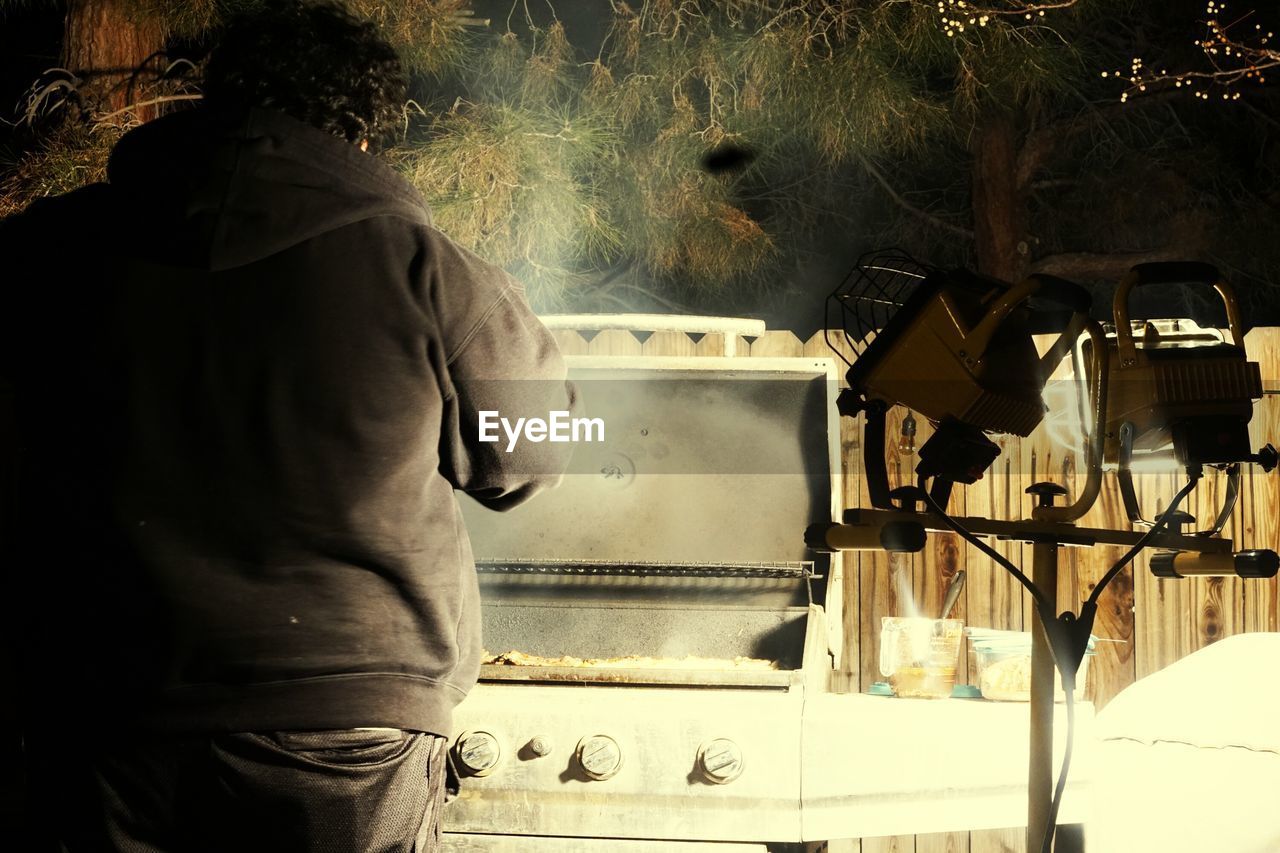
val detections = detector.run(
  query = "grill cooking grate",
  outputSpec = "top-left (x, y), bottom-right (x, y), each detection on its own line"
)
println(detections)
top-left (475, 559), bottom-right (814, 579)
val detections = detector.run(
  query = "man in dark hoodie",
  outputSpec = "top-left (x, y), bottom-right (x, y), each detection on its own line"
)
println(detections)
top-left (2, 2), bottom-right (576, 851)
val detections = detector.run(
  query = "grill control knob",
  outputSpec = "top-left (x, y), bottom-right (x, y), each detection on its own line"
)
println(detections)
top-left (698, 738), bottom-right (744, 784)
top-left (576, 735), bottom-right (623, 781)
top-left (528, 736), bottom-right (552, 757)
top-left (455, 730), bottom-right (502, 776)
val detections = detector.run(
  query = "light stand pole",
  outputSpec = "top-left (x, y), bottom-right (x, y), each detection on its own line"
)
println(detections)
top-left (1027, 540), bottom-right (1059, 852)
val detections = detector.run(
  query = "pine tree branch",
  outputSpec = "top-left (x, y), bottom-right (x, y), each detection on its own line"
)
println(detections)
top-left (856, 153), bottom-right (975, 240)
top-left (1242, 99), bottom-right (1280, 130)
top-left (1030, 247), bottom-right (1184, 280)
top-left (1015, 90), bottom-right (1181, 190)
top-left (1122, 9), bottom-right (1279, 101)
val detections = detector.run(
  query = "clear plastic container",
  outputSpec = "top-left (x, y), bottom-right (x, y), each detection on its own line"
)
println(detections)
top-left (966, 627), bottom-right (1096, 702)
top-left (880, 617), bottom-right (964, 699)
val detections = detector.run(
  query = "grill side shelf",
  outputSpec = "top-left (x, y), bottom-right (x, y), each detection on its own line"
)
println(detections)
top-left (478, 664), bottom-right (798, 689)
top-left (474, 559), bottom-right (814, 580)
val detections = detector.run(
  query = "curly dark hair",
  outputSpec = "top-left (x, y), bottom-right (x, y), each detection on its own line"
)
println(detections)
top-left (203, 1), bottom-right (407, 152)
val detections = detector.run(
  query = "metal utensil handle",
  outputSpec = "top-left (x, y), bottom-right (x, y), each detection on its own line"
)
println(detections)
top-left (940, 570), bottom-right (967, 620)
top-left (879, 621), bottom-right (900, 677)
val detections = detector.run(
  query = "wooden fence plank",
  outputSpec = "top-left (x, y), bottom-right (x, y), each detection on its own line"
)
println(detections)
top-left (915, 831), bottom-right (968, 853)
top-left (1190, 469), bottom-right (1244, 651)
top-left (692, 332), bottom-right (727, 356)
top-left (1245, 328), bottom-right (1280, 631)
top-left (749, 330), bottom-right (804, 357)
top-left (904, 416), bottom-right (957, 637)
top-left (833, 413), bottom-right (862, 693)
top-left (806, 329), bottom-right (856, 366)
top-left (861, 836), bottom-right (916, 853)
top-left (1251, 462), bottom-right (1280, 630)
top-left (1077, 473), bottom-right (1137, 705)
top-left (862, 407), bottom-right (916, 691)
top-left (584, 328), bottom-right (643, 357)
top-left (968, 827), bottom-right (1026, 853)
top-left (920, 527), bottom-right (967, 682)
top-left (1018, 435), bottom-right (1038, 636)
top-left (1056, 453), bottom-right (1082, 615)
top-left (959, 458), bottom-right (1025, 696)
top-left (1242, 463), bottom-right (1280, 632)
top-left (1132, 471), bottom-right (1188, 681)
top-left (640, 329), bottom-right (699, 357)
top-left (826, 840), bottom-right (863, 853)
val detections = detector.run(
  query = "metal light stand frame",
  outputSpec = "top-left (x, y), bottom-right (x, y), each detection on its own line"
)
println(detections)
top-left (822, 263), bottom-right (1266, 848)
top-left (828, 508), bottom-right (1233, 851)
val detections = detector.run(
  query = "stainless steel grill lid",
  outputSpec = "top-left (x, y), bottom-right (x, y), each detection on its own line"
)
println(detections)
top-left (459, 361), bottom-right (836, 566)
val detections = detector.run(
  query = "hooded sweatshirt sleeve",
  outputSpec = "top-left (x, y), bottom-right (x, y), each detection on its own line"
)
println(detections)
top-left (425, 228), bottom-right (578, 511)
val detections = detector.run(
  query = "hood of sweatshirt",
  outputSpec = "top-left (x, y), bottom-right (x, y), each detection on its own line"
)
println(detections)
top-left (106, 106), bottom-right (430, 272)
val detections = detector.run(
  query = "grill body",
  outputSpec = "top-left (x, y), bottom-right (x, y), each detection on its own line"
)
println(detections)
top-left (442, 356), bottom-right (843, 846)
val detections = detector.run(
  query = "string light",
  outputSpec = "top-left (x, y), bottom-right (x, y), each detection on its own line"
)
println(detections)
top-left (931, 1), bottom-right (1079, 37)
top-left (1112, 4), bottom-right (1278, 102)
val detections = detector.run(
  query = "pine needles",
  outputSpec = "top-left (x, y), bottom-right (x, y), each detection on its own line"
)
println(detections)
top-left (401, 101), bottom-right (621, 301)
top-left (0, 124), bottom-right (119, 218)
top-left (347, 0), bottom-right (477, 76)
top-left (0, 0), bottom-right (1143, 306)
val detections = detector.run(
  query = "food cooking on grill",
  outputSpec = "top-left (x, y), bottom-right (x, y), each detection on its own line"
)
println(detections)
top-left (482, 650), bottom-right (779, 670)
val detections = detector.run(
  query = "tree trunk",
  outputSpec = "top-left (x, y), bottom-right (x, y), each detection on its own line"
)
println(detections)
top-left (970, 112), bottom-right (1028, 283)
top-left (63, 0), bottom-right (167, 122)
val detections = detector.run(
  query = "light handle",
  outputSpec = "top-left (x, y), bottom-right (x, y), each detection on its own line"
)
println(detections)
top-left (1113, 262), bottom-right (1245, 368)
top-left (962, 274), bottom-right (1090, 367)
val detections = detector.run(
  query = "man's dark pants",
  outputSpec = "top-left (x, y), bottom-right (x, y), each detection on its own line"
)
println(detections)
top-left (22, 728), bottom-right (450, 852)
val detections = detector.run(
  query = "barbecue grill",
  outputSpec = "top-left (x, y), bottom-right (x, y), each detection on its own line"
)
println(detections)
top-left (442, 354), bottom-right (844, 849)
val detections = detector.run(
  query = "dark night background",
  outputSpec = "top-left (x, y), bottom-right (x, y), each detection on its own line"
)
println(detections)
top-left (2, 1), bottom-right (1279, 335)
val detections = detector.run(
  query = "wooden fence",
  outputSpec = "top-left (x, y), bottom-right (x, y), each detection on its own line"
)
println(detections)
top-left (551, 325), bottom-right (1280, 853)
